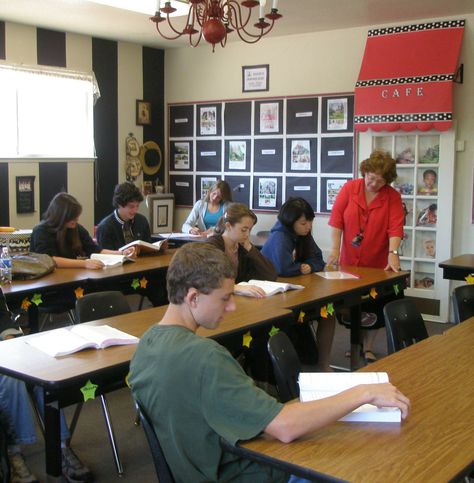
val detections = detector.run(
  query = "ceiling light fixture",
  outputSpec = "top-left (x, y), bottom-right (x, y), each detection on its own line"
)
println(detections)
top-left (150, 0), bottom-right (282, 51)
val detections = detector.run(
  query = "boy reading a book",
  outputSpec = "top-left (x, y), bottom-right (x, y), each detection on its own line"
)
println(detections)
top-left (130, 243), bottom-right (410, 483)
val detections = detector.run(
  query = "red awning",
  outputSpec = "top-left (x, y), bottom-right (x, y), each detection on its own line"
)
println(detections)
top-left (354, 20), bottom-right (465, 132)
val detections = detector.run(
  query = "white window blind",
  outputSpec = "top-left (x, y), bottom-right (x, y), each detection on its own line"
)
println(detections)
top-left (0, 64), bottom-right (99, 158)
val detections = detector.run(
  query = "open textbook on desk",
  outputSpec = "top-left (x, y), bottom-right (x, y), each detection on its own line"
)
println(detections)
top-left (90, 253), bottom-right (135, 267)
top-left (299, 372), bottom-right (401, 422)
top-left (26, 324), bottom-right (139, 357)
top-left (119, 234), bottom-right (170, 254)
top-left (236, 280), bottom-right (304, 297)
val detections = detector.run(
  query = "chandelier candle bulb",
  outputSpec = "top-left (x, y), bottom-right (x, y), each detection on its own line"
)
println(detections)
top-left (272, 0), bottom-right (278, 8)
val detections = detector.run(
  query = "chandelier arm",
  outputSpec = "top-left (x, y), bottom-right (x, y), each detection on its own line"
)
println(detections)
top-left (235, 18), bottom-right (275, 40)
top-left (195, 3), bottom-right (207, 28)
top-left (189, 28), bottom-right (204, 48)
top-left (153, 22), bottom-right (184, 40)
top-left (227, 1), bottom-right (253, 30)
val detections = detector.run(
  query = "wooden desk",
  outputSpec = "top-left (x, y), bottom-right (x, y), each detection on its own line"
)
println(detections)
top-left (231, 318), bottom-right (474, 483)
top-left (439, 254), bottom-right (474, 281)
top-left (0, 298), bottom-right (293, 479)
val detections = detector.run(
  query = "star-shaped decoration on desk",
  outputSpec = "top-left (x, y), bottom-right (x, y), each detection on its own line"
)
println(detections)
top-left (80, 380), bottom-right (98, 402)
top-left (242, 331), bottom-right (252, 348)
top-left (21, 298), bottom-right (31, 311)
top-left (139, 277), bottom-right (148, 289)
top-left (369, 287), bottom-right (378, 299)
top-left (320, 306), bottom-right (328, 318)
top-left (465, 274), bottom-right (474, 284)
top-left (297, 310), bottom-right (305, 323)
top-left (75, 287), bottom-right (84, 299)
top-left (31, 293), bottom-right (43, 306)
top-left (326, 302), bottom-right (335, 316)
top-left (268, 326), bottom-right (280, 337)
top-left (393, 283), bottom-right (400, 296)
top-left (125, 372), bottom-right (131, 388)
top-left (131, 278), bottom-right (140, 290)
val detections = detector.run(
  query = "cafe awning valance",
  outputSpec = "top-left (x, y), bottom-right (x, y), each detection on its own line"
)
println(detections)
top-left (354, 19), bottom-right (465, 132)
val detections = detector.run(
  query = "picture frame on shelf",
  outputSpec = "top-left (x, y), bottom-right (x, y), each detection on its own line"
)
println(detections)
top-left (136, 100), bottom-right (152, 126)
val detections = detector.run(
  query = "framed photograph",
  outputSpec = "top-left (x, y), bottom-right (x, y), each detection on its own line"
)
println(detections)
top-left (148, 194), bottom-right (175, 234)
top-left (242, 64), bottom-right (269, 92)
top-left (136, 100), bottom-right (152, 126)
top-left (16, 176), bottom-right (35, 214)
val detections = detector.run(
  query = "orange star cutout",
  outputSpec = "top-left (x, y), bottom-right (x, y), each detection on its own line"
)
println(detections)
top-left (139, 277), bottom-right (148, 289)
top-left (320, 306), bottom-right (328, 318)
top-left (75, 287), bottom-right (84, 299)
top-left (21, 298), bottom-right (31, 311)
top-left (369, 287), bottom-right (378, 299)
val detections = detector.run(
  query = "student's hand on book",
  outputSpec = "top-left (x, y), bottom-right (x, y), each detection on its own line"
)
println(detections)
top-left (364, 383), bottom-right (411, 420)
top-left (234, 284), bottom-right (266, 298)
top-left (189, 227), bottom-right (201, 235)
top-left (123, 246), bottom-right (138, 258)
top-left (160, 240), bottom-right (169, 251)
top-left (85, 259), bottom-right (105, 269)
top-left (300, 263), bottom-right (312, 275)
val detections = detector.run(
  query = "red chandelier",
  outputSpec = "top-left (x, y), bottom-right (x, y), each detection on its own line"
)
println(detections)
top-left (150, 0), bottom-right (283, 51)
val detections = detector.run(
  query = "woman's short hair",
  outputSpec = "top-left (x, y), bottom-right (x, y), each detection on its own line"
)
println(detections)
top-left (204, 180), bottom-right (232, 203)
top-left (277, 197), bottom-right (315, 232)
top-left (360, 150), bottom-right (397, 184)
top-left (43, 192), bottom-right (82, 231)
top-left (113, 182), bottom-right (144, 208)
top-left (167, 243), bottom-right (235, 304)
top-left (214, 203), bottom-right (257, 235)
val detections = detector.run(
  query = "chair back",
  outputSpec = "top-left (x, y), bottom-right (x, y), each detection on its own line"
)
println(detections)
top-left (134, 400), bottom-right (175, 483)
top-left (383, 298), bottom-right (428, 354)
top-left (452, 284), bottom-right (474, 324)
top-left (267, 331), bottom-right (301, 402)
top-left (75, 291), bottom-right (131, 323)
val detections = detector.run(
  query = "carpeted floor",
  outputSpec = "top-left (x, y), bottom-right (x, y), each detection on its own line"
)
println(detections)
top-left (20, 297), bottom-right (453, 482)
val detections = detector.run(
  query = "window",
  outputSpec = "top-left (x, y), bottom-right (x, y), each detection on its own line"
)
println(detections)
top-left (0, 64), bottom-right (99, 158)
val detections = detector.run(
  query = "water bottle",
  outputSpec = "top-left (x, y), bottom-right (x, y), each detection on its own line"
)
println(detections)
top-left (0, 246), bottom-right (12, 285)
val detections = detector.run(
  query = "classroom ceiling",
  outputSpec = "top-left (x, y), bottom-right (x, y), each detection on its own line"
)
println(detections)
top-left (0, 0), bottom-right (473, 50)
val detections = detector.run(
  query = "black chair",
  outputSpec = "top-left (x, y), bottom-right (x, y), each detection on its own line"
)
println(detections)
top-left (134, 400), bottom-right (175, 483)
top-left (383, 298), bottom-right (429, 354)
top-left (74, 291), bottom-right (132, 475)
top-left (38, 300), bottom-right (76, 331)
top-left (452, 284), bottom-right (474, 324)
top-left (267, 331), bottom-right (301, 403)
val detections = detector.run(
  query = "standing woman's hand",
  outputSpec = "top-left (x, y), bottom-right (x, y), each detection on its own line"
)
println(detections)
top-left (326, 249), bottom-right (340, 267)
top-left (385, 252), bottom-right (401, 272)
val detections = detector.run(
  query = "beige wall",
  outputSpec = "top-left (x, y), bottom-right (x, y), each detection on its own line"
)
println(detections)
top-left (165, 16), bottom-right (474, 256)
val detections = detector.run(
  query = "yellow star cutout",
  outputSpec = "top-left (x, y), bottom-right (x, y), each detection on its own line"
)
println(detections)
top-left (75, 287), bottom-right (84, 299)
top-left (320, 306), bottom-right (328, 318)
top-left (297, 310), bottom-right (305, 323)
top-left (465, 274), bottom-right (474, 284)
top-left (242, 331), bottom-right (252, 348)
top-left (80, 380), bottom-right (98, 402)
top-left (139, 277), bottom-right (148, 289)
top-left (370, 287), bottom-right (378, 299)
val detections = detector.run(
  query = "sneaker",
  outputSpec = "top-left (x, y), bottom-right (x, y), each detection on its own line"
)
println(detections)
top-left (9, 452), bottom-right (39, 483)
top-left (61, 446), bottom-right (93, 483)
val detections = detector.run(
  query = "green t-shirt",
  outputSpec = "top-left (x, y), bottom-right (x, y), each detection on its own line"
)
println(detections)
top-left (130, 325), bottom-right (289, 483)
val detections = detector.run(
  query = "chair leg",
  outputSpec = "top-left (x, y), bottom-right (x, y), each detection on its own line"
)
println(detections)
top-left (99, 394), bottom-right (124, 476)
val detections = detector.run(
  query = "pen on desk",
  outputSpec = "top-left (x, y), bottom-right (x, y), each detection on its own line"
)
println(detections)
top-left (341, 270), bottom-right (361, 279)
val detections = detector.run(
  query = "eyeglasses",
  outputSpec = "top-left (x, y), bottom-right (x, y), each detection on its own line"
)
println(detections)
top-left (365, 174), bottom-right (386, 186)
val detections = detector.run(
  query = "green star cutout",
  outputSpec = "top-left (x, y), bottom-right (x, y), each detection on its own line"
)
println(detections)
top-left (269, 326), bottom-right (280, 337)
top-left (80, 380), bottom-right (98, 402)
top-left (131, 278), bottom-right (140, 290)
top-left (326, 302), bottom-right (335, 315)
top-left (393, 284), bottom-right (400, 296)
top-left (31, 293), bottom-right (43, 306)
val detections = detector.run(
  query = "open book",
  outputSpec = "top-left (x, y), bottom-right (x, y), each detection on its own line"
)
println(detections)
top-left (299, 372), bottom-right (401, 422)
top-left (26, 324), bottom-right (139, 357)
top-left (315, 271), bottom-right (360, 280)
top-left (119, 236), bottom-right (169, 254)
top-left (90, 253), bottom-right (135, 267)
top-left (235, 280), bottom-right (304, 297)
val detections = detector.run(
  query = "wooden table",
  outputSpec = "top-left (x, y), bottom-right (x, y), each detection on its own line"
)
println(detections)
top-left (0, 298), bottom-right (293, 480)
top-left (230, 318), bottom-right (474, 483)
top-left (439, 254), bottom-right (474, 281)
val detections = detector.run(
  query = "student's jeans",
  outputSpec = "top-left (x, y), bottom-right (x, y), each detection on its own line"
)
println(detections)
top-left (0, 374), bottom-right (69, 445)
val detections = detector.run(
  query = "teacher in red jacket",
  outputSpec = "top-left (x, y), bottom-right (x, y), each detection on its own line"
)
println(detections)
top-left (327, 150), bottom-right (404, 362)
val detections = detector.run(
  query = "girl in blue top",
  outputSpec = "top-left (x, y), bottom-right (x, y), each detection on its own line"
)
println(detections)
top-left (262, 197), bottom-right (334, 371)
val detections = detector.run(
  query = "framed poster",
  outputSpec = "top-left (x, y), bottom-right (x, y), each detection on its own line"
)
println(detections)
top-left (16, 176), bottom-right (35, 214)
top-left (242, 64), bottom-right (269, 92)
top-left (149, 194), bottom-right (175, 234)
top-left (136, 100), bottom-right (152, 126)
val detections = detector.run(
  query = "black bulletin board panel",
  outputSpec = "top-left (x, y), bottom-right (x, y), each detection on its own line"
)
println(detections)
top-left (169, 105), bottom-right (194, 137)
top-left (168, 93), bottom-right (354, 213)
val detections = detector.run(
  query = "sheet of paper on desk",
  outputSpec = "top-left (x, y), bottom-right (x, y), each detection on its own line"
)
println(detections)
top-left (159, 233), bottom-right (202, 238)
top-left (315, 271), bottom-right (360, 279)
top-left (298, 372), bottom-right (401, 422)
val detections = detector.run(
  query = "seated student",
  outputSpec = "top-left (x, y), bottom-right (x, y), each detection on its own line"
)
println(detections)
top-left (182, 180), bottom-right (232, 235)
top-left (129, 243), bottom-right (410, 483)
top-left (207, 202), bottom-right (277, 298)
top-left (262, 197), bottom-right (333, 371)
top-left (96, 182), bottom-right (163, 254)
top-left (0, 292), bottom-right (92, 483)
top-left (30, 192), bottom-right (133, 269)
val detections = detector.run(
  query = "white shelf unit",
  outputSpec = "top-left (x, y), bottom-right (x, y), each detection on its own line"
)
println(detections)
top-left (358, 130), bottom-right (455, 322)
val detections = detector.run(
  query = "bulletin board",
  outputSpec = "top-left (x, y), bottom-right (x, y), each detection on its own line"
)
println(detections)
top-left (168, 93), bottom-right (355, 213)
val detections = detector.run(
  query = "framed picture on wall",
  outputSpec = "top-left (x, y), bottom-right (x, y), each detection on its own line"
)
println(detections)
top-left (242, 64), bottom-right (269, 92)
top-left (148, 194), bottom-right (174, 234)
top-left (136, 100), bottom-right (152, 126)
